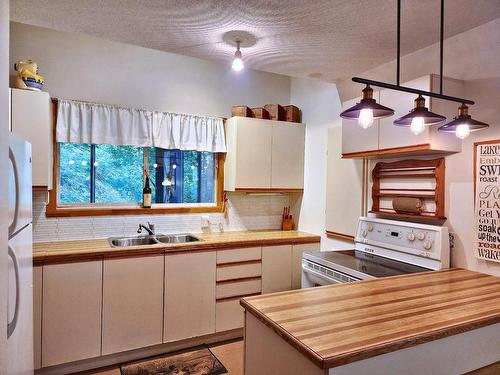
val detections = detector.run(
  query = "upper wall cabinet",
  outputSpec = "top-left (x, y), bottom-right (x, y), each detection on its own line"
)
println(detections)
top-left (342, 75), bottom-right (463, 158)
top-left (224, 117), bottom-right (305, 191)
top-left (10, 88), bottom-right (52, 188)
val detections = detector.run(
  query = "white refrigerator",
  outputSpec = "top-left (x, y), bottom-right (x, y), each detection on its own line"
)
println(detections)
top-left (7, 133), bottom-right (33, 374)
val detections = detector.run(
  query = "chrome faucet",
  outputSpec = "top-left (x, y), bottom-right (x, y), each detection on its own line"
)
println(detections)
top-left (137, 222), bottom-right (155, 236)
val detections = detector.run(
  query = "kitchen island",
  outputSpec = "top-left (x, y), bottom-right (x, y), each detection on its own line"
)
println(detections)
top-left (241, 268), bottom-right (500, 375)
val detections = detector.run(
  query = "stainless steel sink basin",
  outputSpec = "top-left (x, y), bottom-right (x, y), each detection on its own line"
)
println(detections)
top-left (155, 234), bottom-right (201, 244)
top-left (108, 236), bottom-right (159, 248)
top-left (108, 233), bottom-right (202, 248)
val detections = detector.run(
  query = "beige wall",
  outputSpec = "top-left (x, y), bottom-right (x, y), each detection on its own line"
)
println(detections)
top-left (0, 0), bottom-right (9, 370)
top-left (9, 22), bottom-right (291, 117)
top-left (337, 18), bottom-right (500, 275)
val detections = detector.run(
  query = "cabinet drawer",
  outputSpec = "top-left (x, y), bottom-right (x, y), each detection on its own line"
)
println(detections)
top-left (216, 261), bottom-right (261, 282)
top-left (217, 247), bottom-right (261, 264)
top-left (216, 299), bottom-right (245, 332)
top-left (216, 278), bottom-right (261, 299)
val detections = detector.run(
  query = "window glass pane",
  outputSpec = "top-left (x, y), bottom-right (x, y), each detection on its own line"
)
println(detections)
top-left (183, 150), bottom-right (199, 203)
top-left (59, 143), bottom-right (91, 203)
top-left (150, 148), bottom-right (215, 204)
top-left (94, 144), bottom-right (143, 203)
top-left (200, 152), bottom-right (215, 203)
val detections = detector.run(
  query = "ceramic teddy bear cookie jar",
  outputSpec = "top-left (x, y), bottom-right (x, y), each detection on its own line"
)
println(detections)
top-left (14, 60), bottom-right (45, 91)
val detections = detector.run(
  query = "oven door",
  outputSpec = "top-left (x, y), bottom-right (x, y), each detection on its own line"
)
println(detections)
top-left (301, 259), bottom-right (361, 288)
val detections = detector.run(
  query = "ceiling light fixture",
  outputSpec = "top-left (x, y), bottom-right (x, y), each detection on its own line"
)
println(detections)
top-left (394, 95), bottom-right (446, 135)
top-left (232, 40), bottom-right (244, 72)
top-left (344, 0), bottom-right (489, 139)
top-left (438, 104), bottom-right (489, 139)
top-left (340, 84), bottom-right (394, 128)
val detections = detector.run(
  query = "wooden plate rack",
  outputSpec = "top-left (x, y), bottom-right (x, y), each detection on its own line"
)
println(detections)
top-left (370, 158), bottom-right (446, 221)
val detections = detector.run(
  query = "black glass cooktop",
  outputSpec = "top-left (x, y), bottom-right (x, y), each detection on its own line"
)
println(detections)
top-left (307, 250), bottom-right (429, 278)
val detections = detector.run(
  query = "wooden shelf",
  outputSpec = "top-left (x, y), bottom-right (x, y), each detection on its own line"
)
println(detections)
top-left (371, 158), bottom-right (445, 221)
top-left (369, 210), bottom-right (447, 221)
top-left (376, 193), bottom-right (436, 199)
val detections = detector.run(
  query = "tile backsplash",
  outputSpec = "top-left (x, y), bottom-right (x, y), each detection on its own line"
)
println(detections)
top-left (32, 191), bottom-right (290, 243)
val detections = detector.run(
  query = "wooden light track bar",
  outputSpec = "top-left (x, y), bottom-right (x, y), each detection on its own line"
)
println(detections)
top-left (241, 269), bottom-right (500, 369)
top-left (371, 158), bottom-right (446, 220)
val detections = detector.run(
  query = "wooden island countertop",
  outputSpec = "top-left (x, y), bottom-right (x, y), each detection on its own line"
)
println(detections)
top-left (241, 268), bottom-right (500, 370)
top-left (32, 230), bottom-right (320, 265)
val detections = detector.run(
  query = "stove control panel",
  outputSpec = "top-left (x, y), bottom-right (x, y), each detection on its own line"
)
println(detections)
top-left (355, 217), bottom-right (449, 269)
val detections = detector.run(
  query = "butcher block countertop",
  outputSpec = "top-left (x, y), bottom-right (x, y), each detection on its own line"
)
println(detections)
top-left (240, 268), bottom-right (500, 369)
top-left (32, 230), bottom-right (320, 265)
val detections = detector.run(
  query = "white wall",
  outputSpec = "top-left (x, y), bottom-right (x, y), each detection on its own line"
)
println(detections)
top-left (290, 77), bottom-right (353, 251)
top-left (0, 0), bottom-right (9, 370)
top-left (10, 22), bottom-right (291, 117)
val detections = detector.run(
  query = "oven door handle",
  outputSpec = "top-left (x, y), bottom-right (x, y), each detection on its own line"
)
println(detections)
top-left (302, 264), bottom-right (339, 284)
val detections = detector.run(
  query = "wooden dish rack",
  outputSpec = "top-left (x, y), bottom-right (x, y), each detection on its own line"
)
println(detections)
top-left (370, 158), bottom-right (446, 221)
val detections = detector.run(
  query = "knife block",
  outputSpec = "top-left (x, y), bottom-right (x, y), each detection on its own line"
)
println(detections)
top-left (282, 218), bottom-right (294, 231)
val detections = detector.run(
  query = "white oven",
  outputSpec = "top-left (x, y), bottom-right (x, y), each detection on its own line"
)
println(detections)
top-left (301, 217), bottom-right (450, 288)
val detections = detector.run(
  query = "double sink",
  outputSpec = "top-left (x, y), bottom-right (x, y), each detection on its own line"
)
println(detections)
top-left (108, 233), bottom-right (202, 248)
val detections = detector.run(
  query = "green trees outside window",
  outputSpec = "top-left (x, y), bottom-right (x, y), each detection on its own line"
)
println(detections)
top-left (59, 143), bottom-right (216, 205)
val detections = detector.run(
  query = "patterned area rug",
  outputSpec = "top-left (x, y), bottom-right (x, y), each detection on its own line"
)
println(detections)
top-left (120, 345), bottom-right (227, 375)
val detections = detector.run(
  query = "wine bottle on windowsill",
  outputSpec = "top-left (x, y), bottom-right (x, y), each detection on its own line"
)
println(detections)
top-left (143, 174), bottom-right (152, 208)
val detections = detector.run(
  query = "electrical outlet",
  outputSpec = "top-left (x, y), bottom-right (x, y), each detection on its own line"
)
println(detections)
top-left (449, 232), bottom-right (456, 250)
top-left (201, 215), bottom-right (210, 228)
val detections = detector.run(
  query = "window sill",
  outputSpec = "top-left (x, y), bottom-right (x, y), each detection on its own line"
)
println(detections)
top-left (45, 203), bottom-right (224, 217)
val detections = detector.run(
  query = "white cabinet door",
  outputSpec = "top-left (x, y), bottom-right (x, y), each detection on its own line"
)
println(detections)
top-left (10, 89), bottom-right (52, 188)
top-left (326, 127), bottom-right (365, 238)
top-left (262, 245), bottom-right (292, 294)
top-left (102, 256), bottom-right (164, 355)
top-left (42, 261), bottom-right (102, 367)
top-left (216, 299), bottom-right (245, 332)
top-left (225, 117), bottom-right (272, 190)
top-left (271, 122), bottom-right (305, 189)
top-left (341, 95), bottom-right (380, 155)
top-left (378, 76), bottom-right (431, 150)
top-left (291, 243), bottom-right (320, 289)
top-left (164, 251), bottom-right (216, 342)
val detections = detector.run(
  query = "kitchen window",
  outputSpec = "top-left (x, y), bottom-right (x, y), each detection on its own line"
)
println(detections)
top-left (47, 142), bottom-right (223, 216)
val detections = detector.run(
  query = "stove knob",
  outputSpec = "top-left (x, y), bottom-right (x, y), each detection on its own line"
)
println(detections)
top-left (417, 232), bottom-right (426, 241)
top-left (367, 223), bottom-right (374, 232)
top-left (423, 240), bottom-right (432, 250)
top-left (362, 229), bottom-right (368, 238)
top-left (407, 233), bottom-right (416, 242)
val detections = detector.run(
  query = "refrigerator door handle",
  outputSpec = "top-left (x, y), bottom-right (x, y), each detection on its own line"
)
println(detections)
top-left (7, 246), bottom-right (20, 339)
top-left (8, 146), bottom-right (20, 237)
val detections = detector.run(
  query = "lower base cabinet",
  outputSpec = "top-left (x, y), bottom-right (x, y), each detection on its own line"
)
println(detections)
top-left (34, 240), bottom-right (320, 369)
top-left (262, 245), bottom-right (293, 293)
top-left (216, 299), bottom-right (245, 332)
top-left (42, 261), bottom-right (102, 367)
top-left (102, 256), bottom-right (164, 355)
top-left (164, 251), bottom-right (216, 342)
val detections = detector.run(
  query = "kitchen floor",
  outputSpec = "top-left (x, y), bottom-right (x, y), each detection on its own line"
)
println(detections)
top-left (84, 339), bottom-right (243, 375)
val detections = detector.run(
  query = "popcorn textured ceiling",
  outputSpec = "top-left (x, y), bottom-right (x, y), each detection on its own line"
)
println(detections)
top-left (10, 0), bottom-right (500, 82)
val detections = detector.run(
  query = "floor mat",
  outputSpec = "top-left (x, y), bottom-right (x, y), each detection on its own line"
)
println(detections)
top-left (120, 345), bottom-right (228, 375)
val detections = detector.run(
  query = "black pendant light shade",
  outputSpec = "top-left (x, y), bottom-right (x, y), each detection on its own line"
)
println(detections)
top-left (393, 95), bottom-right (446, 126)
top-left (340, 85), bottom-right (395, 120)
top-left (438, 104), bottom-right (489, 139)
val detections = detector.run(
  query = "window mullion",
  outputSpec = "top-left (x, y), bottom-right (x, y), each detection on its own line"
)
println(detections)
top-left (90, 144), bottom-right (96, 203)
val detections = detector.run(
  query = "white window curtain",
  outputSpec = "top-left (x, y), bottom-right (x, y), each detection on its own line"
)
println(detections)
top-left (56, 99), bottom-right (154, 147)
top-left (152, 112), bottom-right (226, 153)
top-left (56, 99), bottom-right (226, 152)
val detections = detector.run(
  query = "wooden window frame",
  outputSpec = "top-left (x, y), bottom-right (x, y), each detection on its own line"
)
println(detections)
top-left (46, 99), bottom-right (225, 217)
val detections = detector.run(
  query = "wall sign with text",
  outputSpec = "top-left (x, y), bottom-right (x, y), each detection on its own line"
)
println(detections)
top-left (474, 139), bottom-right (500, 263)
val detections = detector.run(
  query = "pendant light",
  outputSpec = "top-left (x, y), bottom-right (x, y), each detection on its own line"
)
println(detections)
top-left (394, 95), bottom-right (446, 135)
top-left (232, 40), bottom-right (244, 72)
top-left (340, 85), bottom-right (394, 129)
top-left (438, 104), bottom-right (489, 139)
